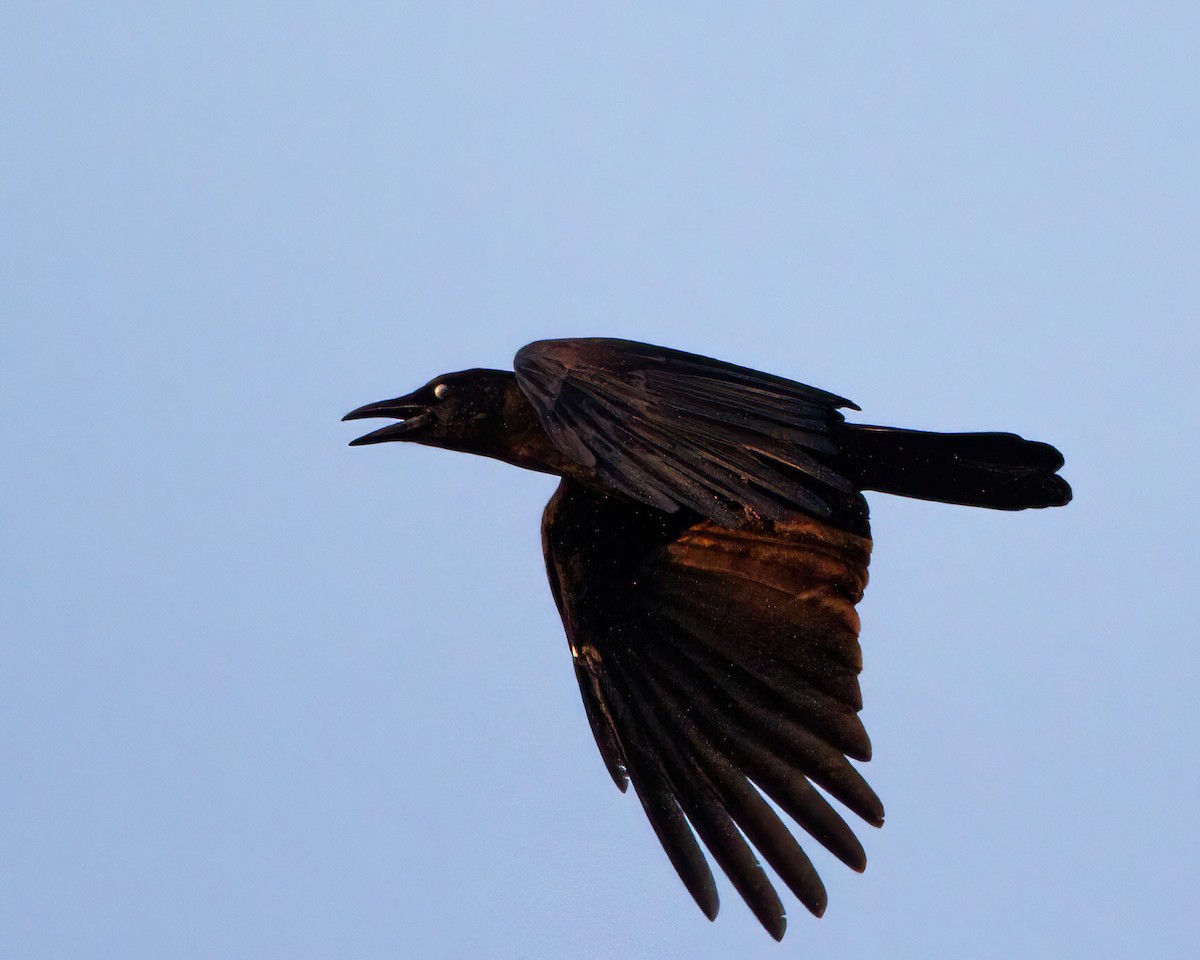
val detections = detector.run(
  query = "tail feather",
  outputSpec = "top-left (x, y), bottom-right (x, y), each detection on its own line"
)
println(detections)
top-left (837, 424), bottom-right (1072, 510)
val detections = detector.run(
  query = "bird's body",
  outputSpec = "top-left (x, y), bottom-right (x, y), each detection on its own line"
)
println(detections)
top-left (344, 337), bottom-right (1070, 939)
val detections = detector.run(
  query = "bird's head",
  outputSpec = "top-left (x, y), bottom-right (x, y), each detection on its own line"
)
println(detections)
top-left (343, 368), bottom-right (533, 456)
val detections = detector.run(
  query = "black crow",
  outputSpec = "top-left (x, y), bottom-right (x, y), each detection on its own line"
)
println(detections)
top-left (343, 337), bottom-right (1070, 939)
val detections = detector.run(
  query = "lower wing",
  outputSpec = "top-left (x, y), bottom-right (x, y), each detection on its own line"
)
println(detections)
top-left (541, 479), bottom-right (880, 939)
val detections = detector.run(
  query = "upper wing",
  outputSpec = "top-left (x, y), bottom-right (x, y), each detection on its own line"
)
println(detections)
top-left (514, 338), bottom-right (861, 528)
top-left (541, 479), bottom-right (880, 940)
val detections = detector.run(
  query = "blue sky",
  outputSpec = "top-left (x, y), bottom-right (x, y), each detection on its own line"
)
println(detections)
top-left (4, 3), bottom-right (1198, 958)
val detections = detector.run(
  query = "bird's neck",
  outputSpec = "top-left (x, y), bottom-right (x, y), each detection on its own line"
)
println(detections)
top-left (484, 424), bottom-right (579, 476)
top-left (444, 381), bottom-right (582, 478)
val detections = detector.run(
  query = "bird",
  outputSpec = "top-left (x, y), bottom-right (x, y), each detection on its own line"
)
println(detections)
top-left (343, 337), bottom-right (1071, 939)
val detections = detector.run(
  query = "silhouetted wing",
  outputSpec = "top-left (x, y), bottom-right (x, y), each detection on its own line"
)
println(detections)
top-left (514, 338), bottom-right (861, 527)
top-left (541, 479), bottom-right (880, 939)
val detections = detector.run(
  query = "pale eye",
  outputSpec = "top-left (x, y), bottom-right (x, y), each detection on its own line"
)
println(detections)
top-left (433, 383), bottom-right (450, 400)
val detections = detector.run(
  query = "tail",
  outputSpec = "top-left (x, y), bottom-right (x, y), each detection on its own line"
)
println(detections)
top-left (836, 424), bottom-right (1072, 510)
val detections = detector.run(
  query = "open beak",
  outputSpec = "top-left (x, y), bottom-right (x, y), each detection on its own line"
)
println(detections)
top-left (342, 393), bottom-right (431, 446)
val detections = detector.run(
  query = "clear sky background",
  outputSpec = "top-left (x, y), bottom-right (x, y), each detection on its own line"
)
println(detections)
top-left (4, 3), bottom-right (1198, 958)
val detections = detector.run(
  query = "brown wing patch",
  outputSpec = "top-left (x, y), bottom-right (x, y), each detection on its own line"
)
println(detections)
top-left (665, 516), bottom-right (869, 664)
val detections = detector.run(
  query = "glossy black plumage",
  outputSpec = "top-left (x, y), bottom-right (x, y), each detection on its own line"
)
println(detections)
top-left (343, 337), bottom-right (1071, 939)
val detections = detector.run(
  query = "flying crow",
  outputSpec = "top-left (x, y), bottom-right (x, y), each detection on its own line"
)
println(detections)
top-left (344, 337), bottom-right (1071, 939)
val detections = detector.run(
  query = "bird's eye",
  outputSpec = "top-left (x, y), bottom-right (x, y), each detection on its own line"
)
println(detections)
top-left (433, 383), bottom-right (450, 400)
